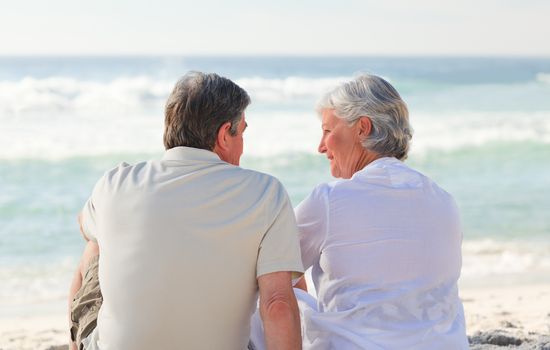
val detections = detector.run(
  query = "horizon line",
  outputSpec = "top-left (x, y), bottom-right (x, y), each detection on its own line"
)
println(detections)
top-left (1, 53), bottom-right (549, 59)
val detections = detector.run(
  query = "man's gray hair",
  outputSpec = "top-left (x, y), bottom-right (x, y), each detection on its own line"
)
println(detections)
top-left (164, 71), bottom-right (251, 150)
top-left (317, 74), bottom-right (412, 160)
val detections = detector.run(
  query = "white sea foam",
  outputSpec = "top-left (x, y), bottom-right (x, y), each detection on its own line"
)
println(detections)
top-left (0, 257), bottom-right (77, 306)
top-left (1, 76), bottom-right (549, 160)
top-left (0, 76), bottom-right (172, 116)
top-left (1, 239), bottom-right (549, 305)
top-left (2, 107), bottom-right (548, 160)
top-left (0, 75), bottom-right (347, 117)
top-left (461, 239), bottom-right (550, 281)
top-left (236, 76), bottom-right (350, 103)
top-left (410, 110), bottom-right (550, 154)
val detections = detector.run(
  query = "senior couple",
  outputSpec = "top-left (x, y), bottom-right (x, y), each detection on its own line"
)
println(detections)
top-left (69, 72), bottom-right (468, 350)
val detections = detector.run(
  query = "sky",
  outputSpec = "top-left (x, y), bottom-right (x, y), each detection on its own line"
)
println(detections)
top-left (1, 0), bottom-right (549, 56)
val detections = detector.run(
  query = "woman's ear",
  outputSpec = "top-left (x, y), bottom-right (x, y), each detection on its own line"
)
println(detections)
top-left (358, 117), bottom-right (373, 137)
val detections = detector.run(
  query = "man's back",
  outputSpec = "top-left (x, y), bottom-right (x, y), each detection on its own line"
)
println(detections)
top-left (83, 147), bottom-right (301, 349)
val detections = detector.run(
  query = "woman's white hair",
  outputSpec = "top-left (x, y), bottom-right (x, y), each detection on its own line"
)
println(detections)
top-left (317, 74), bottom-right (413, 160)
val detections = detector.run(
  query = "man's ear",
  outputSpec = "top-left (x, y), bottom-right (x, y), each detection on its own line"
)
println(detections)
top-left (214, 121), bottom-right (232, 151)
top-left (358, 117), bottom-right (373, 138)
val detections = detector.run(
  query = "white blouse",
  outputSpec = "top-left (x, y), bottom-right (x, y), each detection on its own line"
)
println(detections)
top-left (295, 157), bottom-right (468, 349)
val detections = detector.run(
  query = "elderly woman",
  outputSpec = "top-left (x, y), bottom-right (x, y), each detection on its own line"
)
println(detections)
top-left (290, 74), bottom-right (468, 349)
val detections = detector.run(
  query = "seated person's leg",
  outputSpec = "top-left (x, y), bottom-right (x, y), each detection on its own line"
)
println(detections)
top-left (69, 241), bottom-right (101, 350)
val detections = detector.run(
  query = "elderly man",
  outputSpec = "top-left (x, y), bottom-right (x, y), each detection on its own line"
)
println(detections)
top-left (68, 72), bottom-right (304, 350)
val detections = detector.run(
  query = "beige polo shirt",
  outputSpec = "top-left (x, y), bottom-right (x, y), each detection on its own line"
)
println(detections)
top-left (80, 146), bottom-right (304, 350)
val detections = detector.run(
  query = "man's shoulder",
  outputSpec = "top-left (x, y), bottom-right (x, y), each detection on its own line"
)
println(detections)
top-left (103, 160), bottom-right (134, 175)
top-left (101, 160), bottom-right (148, 181)
top-left (232, 166), bottom-right (282, 186)
top-left (92, 160), bottom-right (157, 193)
top-left (225, 167), bottom-right (290, 205)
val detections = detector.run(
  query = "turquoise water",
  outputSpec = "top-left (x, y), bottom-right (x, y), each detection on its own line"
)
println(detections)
top-left (1, 57), bottom-right (550, 306)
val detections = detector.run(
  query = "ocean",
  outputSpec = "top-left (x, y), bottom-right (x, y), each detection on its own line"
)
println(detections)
top-left (1, 56), bottom-right (549, 313)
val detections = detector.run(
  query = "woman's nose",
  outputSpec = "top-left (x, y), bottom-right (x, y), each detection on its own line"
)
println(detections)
top-left (318, 138), bottom-right (327, 154)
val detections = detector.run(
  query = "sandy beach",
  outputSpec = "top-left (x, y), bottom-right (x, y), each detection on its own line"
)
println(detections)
top-left (1, 284), bottom-right (549, 350)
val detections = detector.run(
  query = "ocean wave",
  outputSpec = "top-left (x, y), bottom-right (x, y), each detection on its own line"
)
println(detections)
top-left (1, 76), bottom-right (550, 159)
top-left (0, 75), bottom-right (349, 117)
top-left (2, 73), bottom-right (549, 117)
top-left (536, 72), bottom-right (550, 84)
top-left (410, 110), bottom-right (550, 154)
top-left (236, 76), bottom-right (350, 103)
top-left (1, 109), bottom-right (549, 160)
top-left (461, 239), bottom-right (550, 279)
top-left (0, 76), bottom-right (172, 116)
top-left (0, 257), bottom-right (77, 305)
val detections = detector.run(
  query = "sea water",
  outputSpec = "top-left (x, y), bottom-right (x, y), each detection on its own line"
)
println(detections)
top-left (1, 57), bottom-right (549, 312)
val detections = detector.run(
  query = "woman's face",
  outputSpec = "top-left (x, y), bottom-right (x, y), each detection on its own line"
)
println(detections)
top-left (318, 109), bottom-right (367, 179)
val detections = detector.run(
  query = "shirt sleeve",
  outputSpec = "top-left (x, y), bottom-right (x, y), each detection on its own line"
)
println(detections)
top-left (294, 184), bottom-right (329, 270)
top-left (256, 181), bottom-right (305, 278)
top-left (80, 176), bottom-right (106, 243)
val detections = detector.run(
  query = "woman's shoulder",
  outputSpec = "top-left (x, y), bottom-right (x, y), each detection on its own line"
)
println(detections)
top-left (304, 178), bottom-right (361, 209)
top-left (309, 179), bottom-right (344, 198)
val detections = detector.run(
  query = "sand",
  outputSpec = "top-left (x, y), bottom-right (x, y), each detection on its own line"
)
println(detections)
top-left (1, 284), bottom-right (549, 350)
top-left (462, 283), bottom-right (550, 349)
top-left (0, 313), bottom-right (68, 350)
